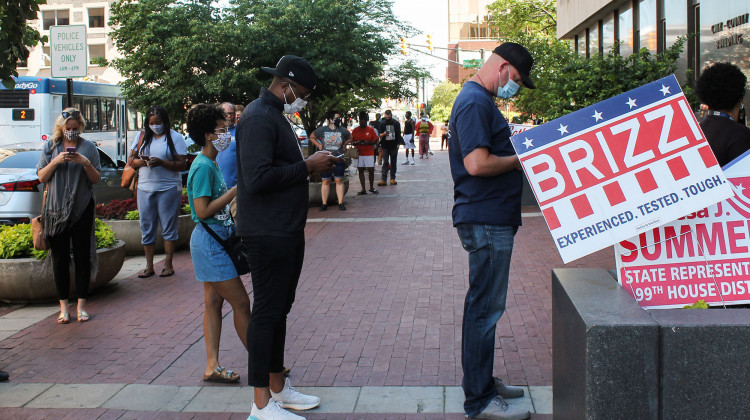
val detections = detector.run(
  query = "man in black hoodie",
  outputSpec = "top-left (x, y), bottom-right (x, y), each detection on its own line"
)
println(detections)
top-left (235, 55), bottom-right (335, 420)
top-left (376, 109), bottom-right (402, 186)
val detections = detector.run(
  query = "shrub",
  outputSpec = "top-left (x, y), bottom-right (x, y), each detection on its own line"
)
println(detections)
top-left (0, 219), bottom-right (118, 260)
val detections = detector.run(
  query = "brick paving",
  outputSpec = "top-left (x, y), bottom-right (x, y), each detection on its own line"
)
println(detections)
top-left (0, 138), bottom-right (613, 416)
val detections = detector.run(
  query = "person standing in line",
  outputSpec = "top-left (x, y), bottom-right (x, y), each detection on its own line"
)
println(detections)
top-left (449, 42), bottom-right (535, 420)
top-left (216, 102), bottom-right (239, 218)
top-left (37, 108), bottom-right (101, 324)
top-left (236, 55), bottom-right (334, 420)
top-left (185, 103), bottom-right (251, 384)
top-left (234, 104), bottom-right (245, 123)
top-left (129, 106), bottom-right (188, 278)
top-left (370, 112), bottom-right (382, 165)
top-left (695, 62), bottom-right (750, 166)
top-left (415, 113), bottom-right (434, 159)
top-left (351, 110), bottom-right (380, 195)
top-left (309, 111), bottom-right (351, 211)
top-left (402, 110), bottom-right (416, 165)
top-left (376, 109), bottom-right (402, 186)
top-left (441, 119), bottom-right (450, 150)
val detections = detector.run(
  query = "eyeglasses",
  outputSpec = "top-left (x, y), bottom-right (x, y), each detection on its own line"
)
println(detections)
top-left (61, 110), bottom-right (80, 120)
top-left (289, 83), bottom-right (312, 100)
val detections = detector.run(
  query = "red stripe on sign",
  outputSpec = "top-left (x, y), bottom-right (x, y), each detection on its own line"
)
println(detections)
top-left (666, 156), bottom-right (690, 180)
top-left (542, 207), bottom-right (561, 230)
top-left (698, 145), bottom-right (718, 168)
top-left (635, 169), bottom-right (658, 193)
top-left (602, 181), bottom-right (626, 206)
top-left (570, 193), bottom-right (594, 219)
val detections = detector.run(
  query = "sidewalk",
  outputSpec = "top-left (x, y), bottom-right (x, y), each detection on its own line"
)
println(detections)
top-left (0, 138), bottom-right (614, 418)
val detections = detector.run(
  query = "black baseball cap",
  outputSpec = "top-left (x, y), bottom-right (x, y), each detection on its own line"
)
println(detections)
top-left (493, 42), bottom-right (535, 89)
top-left (261, 55), bottom-right (317, 91)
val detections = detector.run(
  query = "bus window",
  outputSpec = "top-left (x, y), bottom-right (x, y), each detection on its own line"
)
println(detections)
top-left (127, 106), bottom-right (142, 131)
top-left (83, 97), bottom-right (100, 131)
top-left (103, 98), bottom-right (116, 131)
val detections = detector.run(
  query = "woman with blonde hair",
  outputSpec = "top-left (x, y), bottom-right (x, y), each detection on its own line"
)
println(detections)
top-left (37, 108), bottom-right (101, 324)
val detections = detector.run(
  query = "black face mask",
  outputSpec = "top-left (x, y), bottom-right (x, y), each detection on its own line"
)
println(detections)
top-left (334, 118), bottom-right (342, 128)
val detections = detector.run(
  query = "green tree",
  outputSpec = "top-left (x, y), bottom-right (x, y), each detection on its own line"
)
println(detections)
top-left (1, 0), bottom-right (47, 89)
top-left (428, 80), bottom-right (461, 122)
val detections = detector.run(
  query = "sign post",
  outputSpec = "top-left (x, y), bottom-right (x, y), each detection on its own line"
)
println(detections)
top-left (50, 25), bottom-right (87, 107)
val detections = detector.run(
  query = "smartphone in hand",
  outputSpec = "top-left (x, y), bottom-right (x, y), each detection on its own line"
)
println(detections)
top-left (66, 147), bottom-right (76, 154)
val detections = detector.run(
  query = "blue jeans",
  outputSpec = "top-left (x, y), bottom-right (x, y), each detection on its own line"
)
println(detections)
top-left (455, 224), bottom-right (517, 417)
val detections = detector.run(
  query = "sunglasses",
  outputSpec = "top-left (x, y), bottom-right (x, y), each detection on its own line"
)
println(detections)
top-left (61, 110), bottom-right (80, 120)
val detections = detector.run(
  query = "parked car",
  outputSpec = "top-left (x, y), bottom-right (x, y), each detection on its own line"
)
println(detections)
top-left (0, 142), bottom-right (132, 225)
top-left (294, 125), bottom-right (308, 147)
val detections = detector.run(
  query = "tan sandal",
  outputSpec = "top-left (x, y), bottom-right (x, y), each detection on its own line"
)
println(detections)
top-left (77, 310), bottom-right (90, 322)
top-left (57, 313), bottom-right (69, 324)
top-left (203, 366), bottom-right (240, 383)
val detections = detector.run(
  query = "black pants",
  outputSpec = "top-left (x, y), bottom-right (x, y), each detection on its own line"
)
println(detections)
top-left (243, 232), bottom-right (305, 387)
top-left (50, 199), bottom-right (95, 301)
top-left (381, 147), bottom-right (399, 181)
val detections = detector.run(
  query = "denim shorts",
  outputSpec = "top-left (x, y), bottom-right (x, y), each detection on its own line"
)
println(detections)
top-left (321, 161), bottom-right (346, 180)
top-left (190, 223), bottom-right (238, 282)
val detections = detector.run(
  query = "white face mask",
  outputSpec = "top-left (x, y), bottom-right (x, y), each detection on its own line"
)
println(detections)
top-left (497, 66), bottom-right (520, 99)
top-left (283, 84), bottom-right (308, 115)
top-left (150, 124), bottom-right (165, 135)
top-left (212, 132), bottom-right (232, 152)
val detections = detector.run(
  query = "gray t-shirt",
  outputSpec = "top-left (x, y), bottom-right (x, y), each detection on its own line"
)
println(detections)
top-left (312, 126), bottom-right (351, 153)
top-left (131, 129), bottom-right (187, 192)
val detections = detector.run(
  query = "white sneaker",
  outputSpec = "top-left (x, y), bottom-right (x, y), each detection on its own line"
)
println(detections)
top-left (271, 378), bottom-right (320, 410)
top-left (250, 398), bottom-right (305, 420)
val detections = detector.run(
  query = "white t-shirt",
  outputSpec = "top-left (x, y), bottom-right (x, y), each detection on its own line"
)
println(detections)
top-left (131, 129), bottom-right (188, 192)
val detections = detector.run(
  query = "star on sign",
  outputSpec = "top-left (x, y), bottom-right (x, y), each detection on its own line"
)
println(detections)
top-left (736, 182), bottom-right (746, 195)
top-left (522, 137), bottom-right (534, 149)
top-left (626, 97), bottom-right (637, 109)
top-left (659, 84), bottom-right (671, 96)
top-left (557, 124), bottom-right (569, 135)
top-left (592, 110), bottom-right (603, 122)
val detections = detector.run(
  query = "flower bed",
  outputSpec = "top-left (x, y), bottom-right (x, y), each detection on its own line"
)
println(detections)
top-left (96, 194), bottom-right (194, 255)
top-left (0, 221), bottom-right (125, 302)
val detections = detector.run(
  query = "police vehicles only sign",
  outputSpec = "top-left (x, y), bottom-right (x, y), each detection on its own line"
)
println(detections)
top-left (50, 25), bottom-right (87, 78)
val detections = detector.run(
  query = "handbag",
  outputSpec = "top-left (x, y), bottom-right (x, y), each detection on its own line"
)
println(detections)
top-left (200, 221), bottom-right (250, 276)
top-left (121, 131), bottom-right (145, 190)
top-left (32, 185), bottom-right (49, 251)
top-left (344, 146), bottom-right (359, 159)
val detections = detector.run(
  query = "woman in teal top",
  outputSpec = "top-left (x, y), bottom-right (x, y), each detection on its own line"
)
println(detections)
top-left (186, 103), bottom-right (250, 384)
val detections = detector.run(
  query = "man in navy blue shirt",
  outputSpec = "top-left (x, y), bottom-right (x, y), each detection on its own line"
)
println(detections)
top-left (448, 42), bottom-right (535, 420)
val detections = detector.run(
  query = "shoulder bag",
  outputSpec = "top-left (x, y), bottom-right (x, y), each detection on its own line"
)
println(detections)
top-left (121, 131), bottom-right (146, 190)
top-left (32, 184), bottom-right (49, 251)
top-left (199, 221), bottom-right (250, 276)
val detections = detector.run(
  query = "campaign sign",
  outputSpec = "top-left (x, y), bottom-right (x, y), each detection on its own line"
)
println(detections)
top-left (615, 151), bottom-right (750, 309)
top-left (511, 75), bottom-right (734, 263)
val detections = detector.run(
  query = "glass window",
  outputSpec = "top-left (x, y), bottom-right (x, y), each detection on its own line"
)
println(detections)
top-left (127, 106), bottom-right (142, 131)
top-left (602, 13), bottom-right (615, 53)
top-left (103, 98), bottom-right (116, 131)
top-left (42, 11), bottom-right (55, 30)
top-left (618, 3), bottom-right (634, 56)
top-left (664, 0), bottom-right (688, 75)
top-left (82, 97), bottom-right (100, 131)
top-left (88, 8), bottom-right (104, 28)
top-left (57, 10), bottom-right (69, 26)
top-left (89, 44), bottom-right (105, 65)
top-left (639, 0), bottom-right (657, 53)
top-left (589, 25), bottom-right (600, 56)
top-left (577, 32), bottom-right (586, 56)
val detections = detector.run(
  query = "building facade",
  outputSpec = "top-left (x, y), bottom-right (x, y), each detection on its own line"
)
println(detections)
top-left (446, 0), bottom-right (500, 84)
top-left (557, 0), bottom-right (749, 120)
top-left (18, 0), bottom-right (123, 84)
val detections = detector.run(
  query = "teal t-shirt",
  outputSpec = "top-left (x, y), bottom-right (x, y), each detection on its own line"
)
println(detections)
top-left (187, 154), bottom-right (233, 226)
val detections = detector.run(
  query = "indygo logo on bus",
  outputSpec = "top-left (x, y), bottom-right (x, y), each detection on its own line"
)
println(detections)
top-left (14, 82), bottom-right (39, 90)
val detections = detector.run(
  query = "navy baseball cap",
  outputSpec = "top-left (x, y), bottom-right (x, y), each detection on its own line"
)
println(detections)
top-left (493, 43), bottom-right (535, 89)
top-left (262, 55), bottom-right (317, 91)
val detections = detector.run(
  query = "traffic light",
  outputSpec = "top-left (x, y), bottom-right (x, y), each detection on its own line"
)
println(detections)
top-left (426, 34), bottom-right (433, 52)
top-left (400, 37), bottom-right (407, 55)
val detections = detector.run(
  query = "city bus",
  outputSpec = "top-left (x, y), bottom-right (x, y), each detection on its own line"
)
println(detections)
top-left (0, 76), bottom-right (142, 164)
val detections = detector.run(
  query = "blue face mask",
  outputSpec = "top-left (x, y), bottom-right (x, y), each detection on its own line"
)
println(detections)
top-left (496, 66), bottom-right (520, 99)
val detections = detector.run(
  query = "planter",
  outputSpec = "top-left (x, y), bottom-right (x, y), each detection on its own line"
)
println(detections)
top-left (0, 240), bottom-right (126, 303)
top-left (102, 214), bottom-right (195, 255)
top-left (308, 178), bottom-right (350, 206)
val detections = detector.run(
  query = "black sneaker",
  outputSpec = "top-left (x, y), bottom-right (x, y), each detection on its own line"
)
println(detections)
top-left (357, 190), bottom-right (367, 195)
top-left (369, 188), bottom-right (379, 194)
top-left (338, 203), bottom-right (346, 211)
top-left (320, 204), bottom-right (328, 211)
